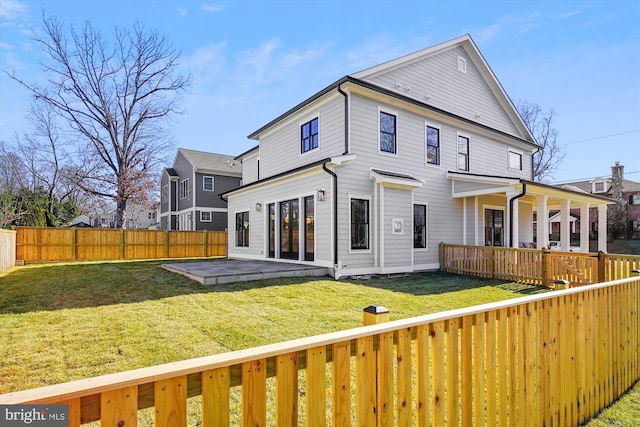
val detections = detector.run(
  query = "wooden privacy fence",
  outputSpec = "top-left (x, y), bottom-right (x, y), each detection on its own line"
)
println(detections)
top-left (441, 243), bottom-right (640, 287)
top-left (15, 227), bottom-right (227, 262)
top-left (1, 276), bottom-right (638, 426)
top-left (0, 229), bottom-right (16, 272)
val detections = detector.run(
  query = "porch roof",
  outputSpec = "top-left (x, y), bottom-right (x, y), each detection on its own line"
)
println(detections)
top-left (371, 169), bottom-right (423, 188)
top-left (447, 171), bottom-right (615, 206)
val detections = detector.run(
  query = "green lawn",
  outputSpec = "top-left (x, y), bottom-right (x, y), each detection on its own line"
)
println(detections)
top-left (0, 259), bottom-right (637, 425)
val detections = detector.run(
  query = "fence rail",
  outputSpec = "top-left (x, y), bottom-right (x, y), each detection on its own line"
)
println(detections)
top-left (14, 227), bottom-right (227, 262)
top-left (1, 276), bottom-right (638, 426)
top-left (0, 229), bottom-right (16, 272)
top-left (441, 243), bottom-right (640, 287)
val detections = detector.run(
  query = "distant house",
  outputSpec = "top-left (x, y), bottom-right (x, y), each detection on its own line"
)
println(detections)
top-left (557, 162), bottom-right (640, 240)
top-left (222, 34), bottom-right (612, 278)
top-left (160, 148), bottom-right (242, 231)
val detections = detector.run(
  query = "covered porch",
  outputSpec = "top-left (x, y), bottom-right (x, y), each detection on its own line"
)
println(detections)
top-left (448, 172), bottom-right (614, 252)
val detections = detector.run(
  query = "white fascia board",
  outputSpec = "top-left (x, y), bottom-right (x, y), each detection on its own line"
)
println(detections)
top-left (329, 154), bottom-right (356, 166)
top-left (447, 172), bottom-right (520, 186)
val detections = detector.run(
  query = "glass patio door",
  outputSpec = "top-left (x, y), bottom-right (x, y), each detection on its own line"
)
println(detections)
top-left (280, 199), bottom-right (299, 259)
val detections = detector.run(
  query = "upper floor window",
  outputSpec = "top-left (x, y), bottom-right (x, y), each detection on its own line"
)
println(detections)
top-left (631, 194), bottom-right (640, 205)
top-left (593, 181), bottom-right (605, 193)
top-left (379, 111), bottom-right (397, 154)
top-left (179, 179), bottom-right (190, 199)
top-left (203, 176), bottom-right (214, 191)
top-left (457, 135), bottom-right (469, 171)
top-left (426, 126), bottom-right (440, 165)
top-left (508, 150), bottom-right (522, 170)
top-left (301, 117), bottom-right (319, 153)
top-left (351, 198), bottom-right (369, 250)
top-left (162, 185), bottom-right (168, 200)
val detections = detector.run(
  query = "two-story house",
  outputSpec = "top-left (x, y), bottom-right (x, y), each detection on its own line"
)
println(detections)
top-left (223, 35), bottom-right (612, 278)
top-left (160, 149), bottom-right (241, 231)
top-left (558, 162), bottom-right (640, 240)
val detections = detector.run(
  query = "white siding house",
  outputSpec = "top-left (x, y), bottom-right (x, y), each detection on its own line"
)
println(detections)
top-left (223, 35), bottom-right (612, 278)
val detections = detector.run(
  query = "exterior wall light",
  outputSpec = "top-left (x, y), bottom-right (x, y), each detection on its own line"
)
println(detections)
top-left (318, 189), bottom-right (325, 202)
top-left (256, 202), bottom-right (262, 211)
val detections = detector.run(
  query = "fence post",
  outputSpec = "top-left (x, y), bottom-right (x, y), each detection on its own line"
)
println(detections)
top-left (439, 242), bottom-right (445, 272)
top-left (489, 246), bottom-right (495, 279)
top-left (541, 248), bottom-right (549, 287)
top-left (165, 230), bottom-right (170, 258)
top-left (363, 305), bottom-right (390, 326)
top-left (71, 227), bottom-right (77, 260)
top-left (119, 228), bottom-right (125, 260)
top-left (597, 251), bottom-right (606, 283)
top-left (203, 230), bottom-right (208, 257)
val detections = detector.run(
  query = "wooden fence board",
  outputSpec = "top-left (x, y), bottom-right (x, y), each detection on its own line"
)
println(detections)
top-left (14, 227), bottom-right (227, 262)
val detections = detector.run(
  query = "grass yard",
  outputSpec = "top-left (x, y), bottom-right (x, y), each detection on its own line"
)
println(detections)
top-left (0, 259), bottom-right (637, 425)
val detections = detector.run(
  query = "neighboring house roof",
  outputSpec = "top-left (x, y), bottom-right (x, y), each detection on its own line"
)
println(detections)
top-left (164, 168), bottom-right (178, 177)
top-left (558, 178), bottom-right (640, 196)
top-left (69, 215), bottom-right (92, 227)
top-left (247, 34), bottom-right (539, 150)
top-left (176, 148), bottom-right (242, 175)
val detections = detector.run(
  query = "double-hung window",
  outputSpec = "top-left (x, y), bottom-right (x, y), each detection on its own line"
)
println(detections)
top-left (379, 111), bottom-right (397, 154)
top-left (426, 126), bottom-right (440, 165)
top-left (301, 117), bottom-right (319, 153)
top-left (508, 150), bottom-right (522, 170)
top-left (457, 135), bottom-right (469, 171)
top-left (179, 179), bottom-right (190, 199)
top-left (236, 211), bottom-right (249, 247)
top-left (413, 204), bottom-right (427, 248)
top-left (203, 176), bottom-right (214, 191)
top-left (351, 198), bottom-right (369, 250)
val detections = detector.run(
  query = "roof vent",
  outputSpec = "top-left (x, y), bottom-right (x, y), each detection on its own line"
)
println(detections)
top-left (457, 56), bottom-right (467, 73)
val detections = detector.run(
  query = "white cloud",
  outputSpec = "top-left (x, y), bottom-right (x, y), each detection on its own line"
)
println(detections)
top-left (178, 8), bottom-right (187, 17)
top-left (202, 4), bottom-right (223, 12)
top-left (0, 0), bottom-right (26, 20)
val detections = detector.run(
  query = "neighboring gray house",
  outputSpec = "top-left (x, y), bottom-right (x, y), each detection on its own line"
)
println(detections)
top-left (160, 149), bottom-right (241, 231)
top-left (223, 35), bottom-right (611, 278)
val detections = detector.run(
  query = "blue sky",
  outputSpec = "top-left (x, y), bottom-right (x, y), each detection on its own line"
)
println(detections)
top-left (1, 0), bottom-right (639, 184)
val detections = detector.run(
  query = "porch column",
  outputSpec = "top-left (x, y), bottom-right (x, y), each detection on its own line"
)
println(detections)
top-left (536, 195), bottom-right (549, 249)
top-left (510, 191), bottom-right (520, 248)
top-left (580, 202), bottom-right (590, 253)
top-left (474, 196), bottom-right (479, 246)
top-left (598, 204), bottom-right (607, 252)
top-left (560, 199), bottom-right (570, 251)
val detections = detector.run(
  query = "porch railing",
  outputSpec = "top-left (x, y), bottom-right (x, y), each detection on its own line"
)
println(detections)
top-left (1, 277), bottom-right (638, 426)
top-left (441, 243), bottom-right (640, 286)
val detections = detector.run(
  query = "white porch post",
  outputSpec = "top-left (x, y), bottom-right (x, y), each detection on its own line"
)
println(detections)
top-left (474, 196), bottom-right (479, 246)
top-left (463, 198), bottom-right (467, 245)
top-left (598, 204), bottom-right (608, 252)
top-left (512, 196), bottom-right (520, 248)
top-left (560, 199), bottom-right (570, 251)
top-left (536, 195), bottom-right (549, 249)
top-left (580, 202), bottom-right (590, 253)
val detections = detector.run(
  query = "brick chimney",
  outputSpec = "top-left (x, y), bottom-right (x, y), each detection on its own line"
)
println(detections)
top-left (608, 162), bottom-right (628, 239)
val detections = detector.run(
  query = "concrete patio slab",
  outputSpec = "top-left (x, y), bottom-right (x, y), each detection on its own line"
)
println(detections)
top-left (162, 259), bottom-right (330, 285)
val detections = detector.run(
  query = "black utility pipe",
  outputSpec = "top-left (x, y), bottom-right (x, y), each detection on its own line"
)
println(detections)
top-left (509, 182), bottom-right (527, 247)
top-left (323, 162), bottom-right (338, 266)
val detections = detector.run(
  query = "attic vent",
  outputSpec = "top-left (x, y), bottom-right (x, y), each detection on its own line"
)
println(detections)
top-left (457, 56), bottom-right (467, 73)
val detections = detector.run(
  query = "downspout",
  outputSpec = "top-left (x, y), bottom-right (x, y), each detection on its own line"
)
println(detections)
top-left (337, 83), bottom-right (349, 155)
top-left (323, 162), bottom-right (338, 266)
top-left (509, 182), bottom-right (527, 247)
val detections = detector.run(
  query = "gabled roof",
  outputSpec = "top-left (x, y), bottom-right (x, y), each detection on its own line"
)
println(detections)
top-left (175, 148), bottom-right (242, 175)
top-left (248, 34), bottom-right (538, 148)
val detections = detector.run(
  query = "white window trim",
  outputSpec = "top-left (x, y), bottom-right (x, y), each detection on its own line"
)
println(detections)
top-left (200, 211), bottom-right (212, 222)
top-left (299, 112), bottom-right (321, 157)
top-left (592, 180), bottom-right (607, 193)
top-left (413, 201), bottom-right (429, 251)
top-left (349, 194), bottom-right (372, 253)
top-left (456, 132), bottom-right (471, 171)
top-left (425, 121), bottom-right (441, 167)
top-left (507, 148), bottom-right (524, 171)
top-left (378, 107), bottom-right (399, 156)
top-left (483, 204), bottom-right (506, 246)
top-left (203, 176), bottom-right (214, 191)
top-left (179, 179), bottom-right (190, 199)
top-left (632, 194), bottom-right (640, 205)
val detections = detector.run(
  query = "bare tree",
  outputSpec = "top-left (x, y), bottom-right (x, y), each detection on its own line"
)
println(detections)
top-left (8, 15), bottom-right (190, 227)
top-left (516, 100), bottom-right (565, 182)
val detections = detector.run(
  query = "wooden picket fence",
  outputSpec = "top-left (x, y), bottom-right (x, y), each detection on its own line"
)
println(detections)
top-left (0, 276), bottom-right (638, 426)
top-left (15, 227), bottom-right (227, 262)
top-left (441, 243), bottom-right (640, 287)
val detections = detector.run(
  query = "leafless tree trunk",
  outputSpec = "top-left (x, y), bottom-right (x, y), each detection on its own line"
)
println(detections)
top-left (516, 100), bottom-right (566, 182)
top-left (8, 14), bottom-right (190, 227)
